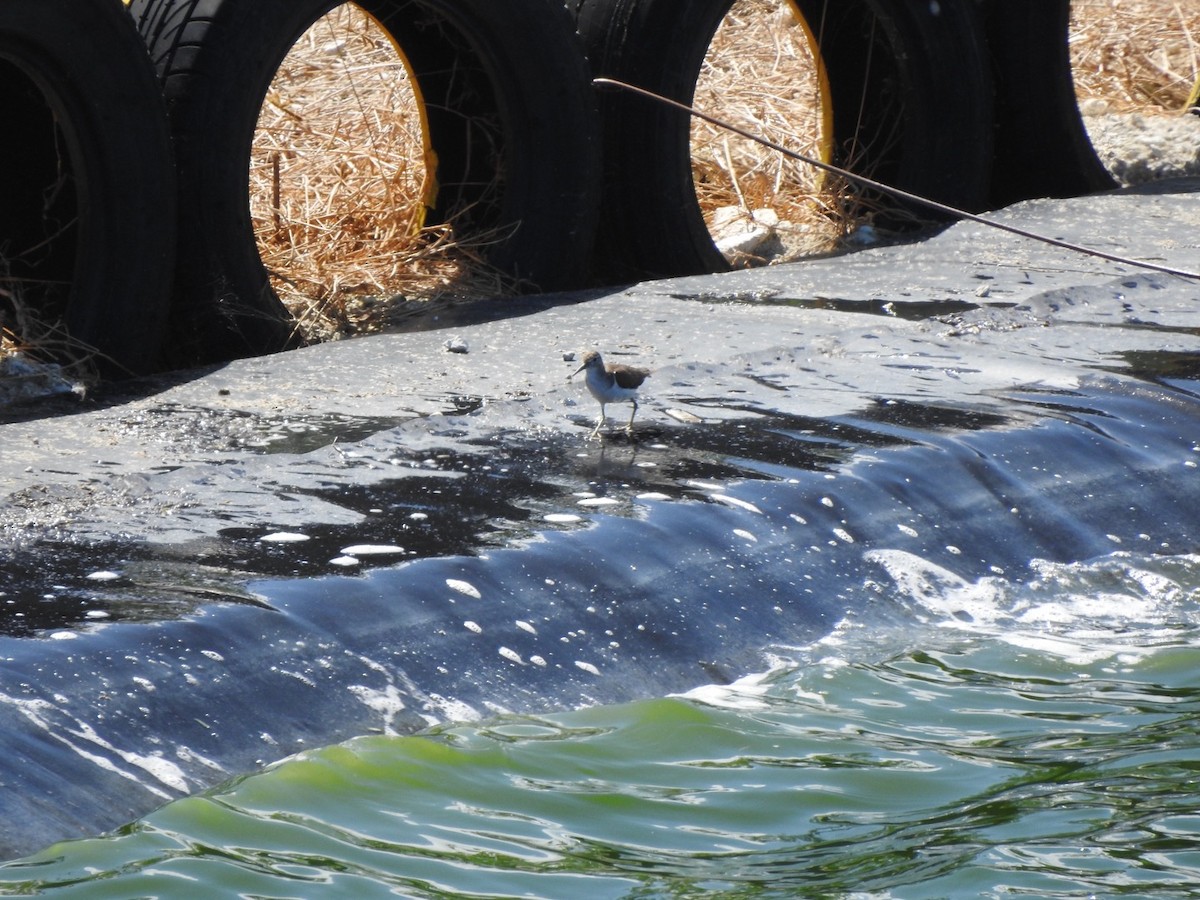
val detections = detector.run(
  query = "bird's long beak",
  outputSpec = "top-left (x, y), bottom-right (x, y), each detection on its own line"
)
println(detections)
top-left (568, 361), bottom-right (587, 380)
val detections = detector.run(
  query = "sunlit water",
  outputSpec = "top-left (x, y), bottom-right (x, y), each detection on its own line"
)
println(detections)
top-left (2, 548), bottom-right (1198, 898)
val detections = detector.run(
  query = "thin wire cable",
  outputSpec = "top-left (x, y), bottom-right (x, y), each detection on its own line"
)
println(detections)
top-left (594, 76), bottom-right (1200, 281)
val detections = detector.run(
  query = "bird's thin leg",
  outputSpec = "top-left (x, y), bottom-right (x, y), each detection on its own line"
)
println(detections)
top-left (591, 403), bottom-right (606, 438)
top-left (626, 400), bottom-right (638, 434)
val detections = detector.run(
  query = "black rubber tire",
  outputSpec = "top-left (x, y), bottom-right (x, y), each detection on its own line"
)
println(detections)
top-left (0, 0), bottom-right (175, 376)
top-left (571, 0), bottom-right (994, 281)
top-left (980, 0), bottom-right (1116, 206)
top-left (128, 0), bottom-right (601, 364)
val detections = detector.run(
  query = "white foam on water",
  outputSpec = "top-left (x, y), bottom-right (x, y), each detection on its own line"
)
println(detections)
top-left (0, 692), bottom-right (186, 798)
top-left (678, 670), bottom-right (774, 710)
top-left (175, 745), bottom-right (227, 775)
top-left (711, 493), bottom-right (763, 515)
top-left (347, 683), bottom-right (408, 734)
top-left (833, 528), bottom-right (855, 544)
top-left (498, 647), bottom-right (524, 665)
top-left (421, 693), bottom-right (480, 726)
top-left (341, 544), bottom-right (405, 557)
top-left (864, 548), bottom-right (1200, 666)
top-left (677, 645), bottom-right (837, 711)
top-left (447, 579), bottom-right (482, 599)
top-left (273, 668), bottom-right (317, 688)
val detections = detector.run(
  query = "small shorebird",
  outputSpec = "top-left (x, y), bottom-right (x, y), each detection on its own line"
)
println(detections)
top-left (570, 350), bottom-right (650, 437)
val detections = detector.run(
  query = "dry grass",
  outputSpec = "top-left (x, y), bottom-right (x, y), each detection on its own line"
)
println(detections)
top-left (697, 0), bottom-right (1200, 268)
top-left (248, 5), bottom-right (506, 342)
top-left (0, 270), bottom-right (101, 380)
top-left (0, 282), bottom-right (37, 361)
top-left (693, 0), bottom-right (850, 266)
top-left (1070, 0), bottom-right (1200, 112)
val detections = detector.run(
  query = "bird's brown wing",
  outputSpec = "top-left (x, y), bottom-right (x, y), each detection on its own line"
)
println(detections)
top-left (611, 366), bottom-right (650, 389)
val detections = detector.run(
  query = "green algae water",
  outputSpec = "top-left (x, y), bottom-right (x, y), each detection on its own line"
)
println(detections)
top-left (3, 549), bottom-right (1200, 898)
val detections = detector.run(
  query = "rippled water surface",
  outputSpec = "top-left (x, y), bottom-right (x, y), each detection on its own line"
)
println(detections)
top-left (3, 549), bottom-right (1199, 898)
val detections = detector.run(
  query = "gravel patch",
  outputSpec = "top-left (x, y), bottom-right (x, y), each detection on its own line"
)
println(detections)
top-left (1082, 106), bottom-right (1200, 185)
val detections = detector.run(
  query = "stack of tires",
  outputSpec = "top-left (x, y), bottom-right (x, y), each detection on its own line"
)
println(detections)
top-left (1, 0), bottom-right (1112, 379)
top-left (569, 0), bottom-right (1114, 280)
top-left (126, 0), bottom-right (603, 365)
top-left (0, 0), bottom-right (175, 376)
top-left (2, 0), bottom-right (602, 374)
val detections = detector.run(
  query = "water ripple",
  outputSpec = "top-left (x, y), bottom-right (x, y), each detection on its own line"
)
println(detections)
top-left (4, 556), bottom-right (1199, 897)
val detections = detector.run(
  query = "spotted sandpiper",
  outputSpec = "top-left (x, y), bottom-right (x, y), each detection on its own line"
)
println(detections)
top-left (569, 349), bottom-right (650, 437)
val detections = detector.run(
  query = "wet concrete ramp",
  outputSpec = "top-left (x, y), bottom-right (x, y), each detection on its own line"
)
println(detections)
top-left (1, 183), bottom-right (1199, 858)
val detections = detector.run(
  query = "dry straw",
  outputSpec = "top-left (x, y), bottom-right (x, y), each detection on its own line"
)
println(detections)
top-left (0, 268), bottom-right (107, 378)
top-left (1069, 0), bottom-right (1200, 111)
top-left (248, 4), bottom-right (505, 343)
top-left (692, 0), bottom-right (847, 266)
